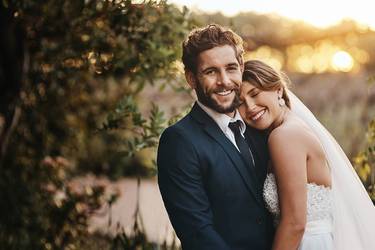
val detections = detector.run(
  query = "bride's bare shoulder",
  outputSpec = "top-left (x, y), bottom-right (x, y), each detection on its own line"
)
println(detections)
top-left (268, 114), bottom-right (311, 150)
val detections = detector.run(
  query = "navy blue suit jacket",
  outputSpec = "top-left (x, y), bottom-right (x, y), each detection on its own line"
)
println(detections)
top-left (157, 103), bottom-right (275, 250)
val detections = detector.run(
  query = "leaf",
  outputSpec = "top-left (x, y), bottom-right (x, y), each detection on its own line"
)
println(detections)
top-left (367, 75), bottom-right (375, 85)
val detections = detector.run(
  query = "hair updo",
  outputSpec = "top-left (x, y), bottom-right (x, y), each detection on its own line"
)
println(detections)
top-left (242, 60), bottom-right (291, 108)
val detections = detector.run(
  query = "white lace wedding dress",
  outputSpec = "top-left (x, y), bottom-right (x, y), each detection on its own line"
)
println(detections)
top-left (263, 173), bottom-right (334, 250)
top-left (260, 91), bottom-right (375, 250)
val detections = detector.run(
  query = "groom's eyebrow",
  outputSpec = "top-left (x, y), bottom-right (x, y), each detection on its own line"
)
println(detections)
top-left (227, 63), bottom-right (239, 68)
top-left (200, 62), bottom-right (239, 73)
top-left (201, 66), bottom-right (217, 73)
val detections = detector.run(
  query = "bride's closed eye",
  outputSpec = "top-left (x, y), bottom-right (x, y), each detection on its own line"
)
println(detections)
top-left (250, 92), bottom-right (259, 98)
top-left (247, 89), bottom-right (260, 98)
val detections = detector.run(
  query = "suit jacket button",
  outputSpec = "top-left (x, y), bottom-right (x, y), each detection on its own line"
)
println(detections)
top-left (256, 217), bottom-right (262, 224)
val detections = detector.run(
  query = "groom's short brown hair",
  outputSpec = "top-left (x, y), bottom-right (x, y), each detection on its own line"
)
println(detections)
top-left (182, 24), bottom-right (244, 74)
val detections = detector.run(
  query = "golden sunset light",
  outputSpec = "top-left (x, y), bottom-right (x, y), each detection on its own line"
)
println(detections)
top-left (244, 42), bottom-right (364, 73)
top-left (331, 51), bottom-right (354, 72)
top-left (244, 46), bottom-right (284, 70)
top-left (170, 0), bottom-right (375, 29)
top-left (167, 0), bottom-right (375, 73)
top-left (3, 2), bottom-right (375, 249)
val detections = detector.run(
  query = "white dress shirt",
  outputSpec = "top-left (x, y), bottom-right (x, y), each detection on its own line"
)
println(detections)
top-left (197, 101), bottom-right (246, 152)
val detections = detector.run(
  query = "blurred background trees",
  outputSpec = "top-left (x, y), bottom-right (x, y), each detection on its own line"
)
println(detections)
top-left (0, 0), bottom-right (193, 248)
top-left (1, 0), bottom-right (374, 249)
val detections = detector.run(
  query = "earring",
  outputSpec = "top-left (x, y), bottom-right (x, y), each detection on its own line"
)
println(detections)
top-left (278, 97), bottom-right (285, 107)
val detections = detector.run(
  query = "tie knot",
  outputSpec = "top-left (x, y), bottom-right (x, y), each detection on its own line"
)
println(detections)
top-left (228, 120), bottom-right (242, 133)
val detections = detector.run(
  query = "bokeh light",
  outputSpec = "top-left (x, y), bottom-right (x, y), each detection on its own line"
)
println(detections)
top-left (171, 0), bottom-right (375, 29)
top-left (245, 46), bottom-right (284, 70)
top-left (331, 51), bottom-right (354, 72)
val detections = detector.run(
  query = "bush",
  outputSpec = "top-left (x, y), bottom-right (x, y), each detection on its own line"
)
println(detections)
top-left (0, 0), bottom-right (193, 248)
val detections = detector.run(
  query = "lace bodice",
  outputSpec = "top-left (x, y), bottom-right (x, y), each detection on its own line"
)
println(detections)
top-left (263, 173), bottom-right (333, 224)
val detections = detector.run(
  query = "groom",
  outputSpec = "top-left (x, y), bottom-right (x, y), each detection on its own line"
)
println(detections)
top-left (157, 24), bottom-right (274, 250)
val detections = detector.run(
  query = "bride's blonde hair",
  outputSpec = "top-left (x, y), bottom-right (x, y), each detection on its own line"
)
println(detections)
top-left (242, 60), bottom-right (291, 108)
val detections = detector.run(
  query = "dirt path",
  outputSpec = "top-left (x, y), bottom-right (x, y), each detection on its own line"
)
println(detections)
top-left (89, 177), bottom-right (178, 245)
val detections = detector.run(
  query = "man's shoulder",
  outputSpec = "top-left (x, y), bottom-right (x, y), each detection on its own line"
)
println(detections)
top-left (173, 111), bottom-right (194, 127)
top-left (162, 112), bottom-right (199, 138)
top-left (157, 112), bottom-right (204, 158)
top-left (159, 103), bottom-right (219, 147)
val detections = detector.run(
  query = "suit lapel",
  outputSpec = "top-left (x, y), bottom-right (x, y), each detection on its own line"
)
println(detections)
top-left (190, 103), bottom-right (263, 205)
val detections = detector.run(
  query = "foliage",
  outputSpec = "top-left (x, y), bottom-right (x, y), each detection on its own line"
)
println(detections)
top-left (354, 78), bottom-right (375, 202)
top-left (0, 0), bottom-right (193, 249)
top-left (111, 225), bottom-right (180, 250)
top-left (100, 96), bottom-right (166, 160)
top-left (0, 153), bottom-right (106, 249)
top-left (2, 1), bottom-right (372, 249)
top-left (193, 10), bottom-right (375, 53)
top-left (354, 119), bottom-right (375, 201)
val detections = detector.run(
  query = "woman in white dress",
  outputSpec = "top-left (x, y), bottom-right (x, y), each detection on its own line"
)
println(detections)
top-left (238, 60), bottom-right (375, 250)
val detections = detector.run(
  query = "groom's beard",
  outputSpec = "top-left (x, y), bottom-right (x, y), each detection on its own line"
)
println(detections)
top-left (195, 81), bottom-right (241, 114)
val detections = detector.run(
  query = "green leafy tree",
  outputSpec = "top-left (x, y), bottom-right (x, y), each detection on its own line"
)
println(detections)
top-left (0, 0), bottom-right (194, 249)
top-left (354, 119), bottom-right (375, 202)
top-left (354, 79), bottom-right (375, 202)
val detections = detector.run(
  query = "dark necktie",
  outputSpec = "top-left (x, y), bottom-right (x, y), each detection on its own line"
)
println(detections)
top-left (228, 121), bottom-right (255, 167)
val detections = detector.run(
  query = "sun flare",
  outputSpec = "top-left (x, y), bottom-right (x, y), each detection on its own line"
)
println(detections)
top-left (331, 51), bottom-right (354, 72)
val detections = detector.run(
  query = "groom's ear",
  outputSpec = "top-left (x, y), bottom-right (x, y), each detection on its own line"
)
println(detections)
top-left (240, 63), bottom-right (244, 74)
top-left (185, 70), bottom-right (197, 89)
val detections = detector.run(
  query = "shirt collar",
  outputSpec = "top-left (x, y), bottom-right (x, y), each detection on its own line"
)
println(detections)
top-left (197, 101), bottom-right (246, 135)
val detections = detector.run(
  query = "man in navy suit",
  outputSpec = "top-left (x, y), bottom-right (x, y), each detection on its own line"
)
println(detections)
top-left (157, 24), bottom-right (274, 250)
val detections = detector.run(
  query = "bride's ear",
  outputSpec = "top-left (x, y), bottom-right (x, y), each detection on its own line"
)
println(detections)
top-left (277, 87), bottom-right (284, 98)
top-left (185, 71), bottom-right (197, 89)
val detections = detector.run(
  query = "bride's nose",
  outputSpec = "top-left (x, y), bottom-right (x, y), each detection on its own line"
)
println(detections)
top-left (243, 98), bottom-right (257, 112)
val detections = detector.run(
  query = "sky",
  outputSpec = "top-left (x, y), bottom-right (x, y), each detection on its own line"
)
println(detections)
top-left (169, 0), bottom-right (375, 28)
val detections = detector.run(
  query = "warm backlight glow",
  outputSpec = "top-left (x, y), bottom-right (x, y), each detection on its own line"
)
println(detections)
top-left (246, 42), bottom-right (361, 73)
top-left (171, 0), bottom-right (375, 29)
top-left (331, 51), bottom-right (354, 72)
top-left (169, 0), bottom-right (371, 73)
top-left (244, 46), bottom-right (284, 71)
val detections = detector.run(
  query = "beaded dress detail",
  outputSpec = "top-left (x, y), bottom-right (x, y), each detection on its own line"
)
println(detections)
top-left (263, 173), bottom-right (333, 225)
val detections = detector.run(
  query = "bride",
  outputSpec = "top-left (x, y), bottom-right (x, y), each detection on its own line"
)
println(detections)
top-left (238, 60), bottom-right (375, 250)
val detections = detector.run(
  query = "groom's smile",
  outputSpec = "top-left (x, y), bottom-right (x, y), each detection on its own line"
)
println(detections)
top-left (211, 87), bottom-right (238, 108)
top-left (215, 89), bottom-right (233, 96)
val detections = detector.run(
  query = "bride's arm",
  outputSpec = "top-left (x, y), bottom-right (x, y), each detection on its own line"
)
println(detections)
top-left (268, 126), bottom-right (308, 250)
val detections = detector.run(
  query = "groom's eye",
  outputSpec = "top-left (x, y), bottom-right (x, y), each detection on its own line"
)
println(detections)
top-left (203, 69), bottom-right (216, 76)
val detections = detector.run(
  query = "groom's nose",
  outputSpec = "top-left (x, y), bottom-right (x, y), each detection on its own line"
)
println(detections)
top-left (217, 70), bottom-right (231, 86)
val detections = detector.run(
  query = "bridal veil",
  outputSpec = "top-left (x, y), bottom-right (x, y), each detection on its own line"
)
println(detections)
top-left (288, 90), bottom-right (375, 250)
